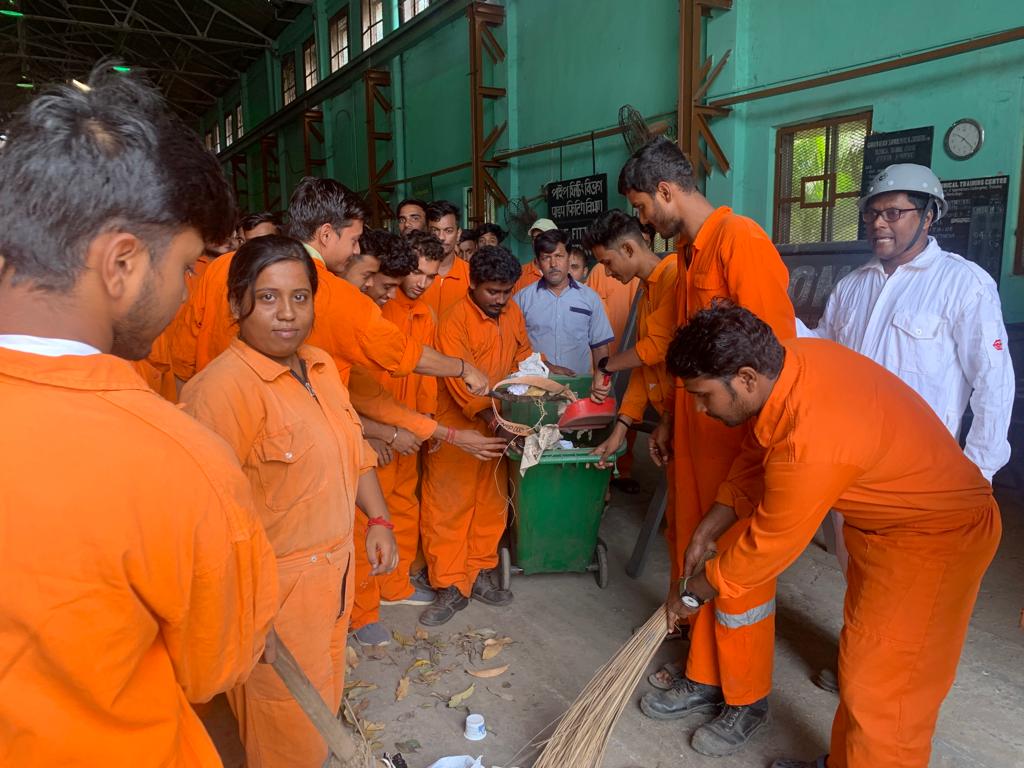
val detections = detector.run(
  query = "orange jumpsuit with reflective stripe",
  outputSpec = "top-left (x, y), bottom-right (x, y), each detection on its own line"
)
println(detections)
top-left (421, 255), bottom-right (471, 321)
top-left (617, 254), bottom-right (677, 423)
top-left (706, 339), bottom-right (1000, 768)
top-left (588, 264), bottom-right (643, 474)
top-left (421, 295), bottom-right (533, 596)
top-left (351, 292), bottom-right (439, 630)
top-left (672, 206), bottom-right (796, 704)
top-left (182, 339), bottom-right (375, 768)
top-left (0, 348), bottom-right (277, 767)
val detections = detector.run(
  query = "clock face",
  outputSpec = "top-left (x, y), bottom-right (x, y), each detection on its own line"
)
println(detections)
top-left (944, 119), bottom-right (983, 160)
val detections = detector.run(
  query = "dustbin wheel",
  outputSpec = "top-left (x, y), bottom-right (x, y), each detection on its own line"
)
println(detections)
top-left (594, 539), bottom-right (609, 589)
top-left (499, 546), bottom-right (512, 590)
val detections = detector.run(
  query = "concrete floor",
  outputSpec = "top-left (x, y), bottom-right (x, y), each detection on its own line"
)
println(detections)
top-left (205, 440), bottom-right (1024, 767)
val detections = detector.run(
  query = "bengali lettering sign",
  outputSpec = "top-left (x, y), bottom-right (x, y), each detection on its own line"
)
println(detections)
top-left (932, 175), bottom-right (1008, 284)
top-left (546, 173), bottom-right (608, 242)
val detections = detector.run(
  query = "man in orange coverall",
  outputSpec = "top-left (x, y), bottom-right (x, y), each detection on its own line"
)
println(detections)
top-left (664, 303), bottom-right (1001, 768)
top-left (620, 136), bottom-right (795, 756)
top-left (419, 245), bottom-right (534, 626)
top-left (422, 200), bottom-right (472, 319)
top-left (0, 65), bottom-right (277, 767)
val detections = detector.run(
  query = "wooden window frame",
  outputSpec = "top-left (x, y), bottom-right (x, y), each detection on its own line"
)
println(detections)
top-left (224, 112), bottom-right (234, 146)
top-left (772, 110), bottom-right (873, 245)
top-left (329, 10), bottom-right (350, 72)
top-left (362, 0), bottom-right (384, 50)
top-left (400, 0), bottom-right (430, 24)
top-left (235, 104), bottom-right (244, 138)
top-left (281, 52), bottom-right (297, 106)
top-left (302, 36), bottom-right (318, 91)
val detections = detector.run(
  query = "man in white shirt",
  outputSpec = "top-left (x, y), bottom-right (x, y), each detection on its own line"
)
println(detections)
top-left (801, 162), bottom-right (1014, 692)
top-left (804, 163), bottom-right (1013, 481)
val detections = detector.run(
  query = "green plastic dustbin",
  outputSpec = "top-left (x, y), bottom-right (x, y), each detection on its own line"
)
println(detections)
top-left (499, 375), bottom-right (624, 589)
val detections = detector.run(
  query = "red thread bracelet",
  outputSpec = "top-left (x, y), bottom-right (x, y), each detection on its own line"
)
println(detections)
top-left (445, 426), bottom-right (456, 444)
top-left (366, 516), bottom-right (394, 530)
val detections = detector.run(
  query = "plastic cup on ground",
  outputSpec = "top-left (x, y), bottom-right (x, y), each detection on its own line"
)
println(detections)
top-left (464, 713), bottom-right (486, 741)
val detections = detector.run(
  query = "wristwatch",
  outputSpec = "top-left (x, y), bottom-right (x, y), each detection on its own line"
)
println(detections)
top-left (597, 356), bottom-right (611, 376)
top-left (678, 577), bottom-right (707, 609)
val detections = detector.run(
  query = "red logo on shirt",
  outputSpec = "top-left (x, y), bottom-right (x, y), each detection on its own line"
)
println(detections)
top-left (993, 339), bottom-right (1004, 351)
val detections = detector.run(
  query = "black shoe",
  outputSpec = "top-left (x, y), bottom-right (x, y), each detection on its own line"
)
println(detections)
top-left (418, 586), bottom-right (468, 626)
top-left (411, 567), bottom-right (431, 592)
top-left (812, 667), bottom-right (839, 694)
top-left (639, 677), bottom-right (724, 720)
top-left (471, 568), bottom-right (513, 606)
top-left (691, 698), bottom-right (769, 756)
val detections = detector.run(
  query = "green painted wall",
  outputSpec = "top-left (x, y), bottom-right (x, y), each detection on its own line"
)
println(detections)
top-left (204, 0), bottom-right (1024, 320)
top-left (704, 0), bottom-right (1024, 320)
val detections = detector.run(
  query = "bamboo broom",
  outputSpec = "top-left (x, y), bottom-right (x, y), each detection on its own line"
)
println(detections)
top-left (530, 606), bottom-right (669, 768)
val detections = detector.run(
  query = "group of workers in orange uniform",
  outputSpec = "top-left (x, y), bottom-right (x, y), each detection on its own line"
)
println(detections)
top-left (0, 66), bottom-right (1005, 768)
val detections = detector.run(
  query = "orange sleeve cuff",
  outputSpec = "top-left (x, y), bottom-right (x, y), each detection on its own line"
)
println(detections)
top-left (392, 340), bottom-right (423, 378)
top-left (462, 394), bottom-right (493, 422)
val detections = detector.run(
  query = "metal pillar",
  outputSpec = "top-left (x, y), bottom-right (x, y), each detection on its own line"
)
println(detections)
top-left (467, 1), bottom-right (508, 227)
top-left (230, 154), bottom-right (249, 213)
top-left (678, 0), bottom-right (732, 182)
top-left (363, 68), bottom-right (395, 227)
top-left (302, 109), bottom-right (327, 178)
top-left (260, 134), bottom-right (282, 213)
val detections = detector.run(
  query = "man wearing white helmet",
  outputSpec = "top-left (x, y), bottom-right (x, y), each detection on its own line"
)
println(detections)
top-left (802, 163), bottom-right (1013, 688)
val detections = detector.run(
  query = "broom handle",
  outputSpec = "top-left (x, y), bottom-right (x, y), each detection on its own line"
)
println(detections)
top-left (268, 630), bottom-right (363, 763)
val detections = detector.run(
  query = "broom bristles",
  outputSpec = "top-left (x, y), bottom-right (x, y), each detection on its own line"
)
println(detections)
top-left (530, 606), bottom-right (669, 768)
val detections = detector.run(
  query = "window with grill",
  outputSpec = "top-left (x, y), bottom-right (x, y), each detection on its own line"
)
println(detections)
top-left (329, 11), bottom-right (349, 72)
top-left (282, 52), bottom-right (297, 106)
top-left (302, 37), bottom-right (318, 91)
top-left (224, 113), bottom-right (234, 146)
top-left (400, 0), bottom-right (430, 23)
top-left (362, 0), bottom-right (384, 49)
top-left (773, 112), bottom-right (871, 244)
top-left (204, 131), bottom-right (213, 152)
top-left (235, 104), bottom-right (244, 138)
top-left (212, 124), bottom-right (221, 153)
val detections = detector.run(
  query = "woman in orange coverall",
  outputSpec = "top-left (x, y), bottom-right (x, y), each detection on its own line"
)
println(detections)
top-left (664, 304), bottom-right (1001, 768)
top-left (181, 236), bottom-right (399, 768)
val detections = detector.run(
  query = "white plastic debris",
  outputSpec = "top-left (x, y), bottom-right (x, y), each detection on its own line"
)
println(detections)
top-left (425, 757), bottom-right (484, 768)
top-left (510, 352), bottom-right (549, 378)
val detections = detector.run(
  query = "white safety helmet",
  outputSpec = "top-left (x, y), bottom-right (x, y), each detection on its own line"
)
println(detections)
top-left (859, 163), bottom-right (947, 222)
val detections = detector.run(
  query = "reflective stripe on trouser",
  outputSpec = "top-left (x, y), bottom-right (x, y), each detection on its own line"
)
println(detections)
top-left (228, 542), bottom-right (353, 768)
top-left (685, 516), bottom-right (776, 706)
top-left (827, 502), bottom-right (1001, 768)
top-left (351, 452), bottom-right (421, 630)
top-left (421, 440), bottom-right (508, 598)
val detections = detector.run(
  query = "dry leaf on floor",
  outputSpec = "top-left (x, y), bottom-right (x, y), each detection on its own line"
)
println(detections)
top-left (364, 647), bottom-right (389, 660)
top-left (414, 627), bottom-right (429, 641)
top-left (447, 683), bottom-right (475, 708)
top-left (363, 721), bottom-right (386, 736)
top-left (344, 680), bottom-right (378, 696)
top-left (481, 637), bottom-right (513, 660)
top-left (392, 631), bottom-right (415, 647)
top-left (395, 676), bottom-right (410, 702)
top-left (405, 658), bottom-right (430, 675)
top-left (467, 664), bottom-right (509, 679)
top-left (354, 698), bottom-right (370, 715)
top-left (394, 739), bottom-right (421, 753)
top-left (345, 646), bottom-right (359, 669)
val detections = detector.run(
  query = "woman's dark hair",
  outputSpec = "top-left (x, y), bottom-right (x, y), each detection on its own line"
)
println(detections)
top-left (533, 228), bottom-right (569, 259)
top-left (582, 209), bottom-right (645, 250)
top-left (227, 235), bottom-right (318, 322)
top-left (0, 60), bottom-right (235, 292)
top-left (618, 135), bottom-right (697, 196)
top-left (476, 222), bottom-right (507, 242)
top-left (470, 245), bottom-right (522, 285)
top-left (666, 301), bottom-right (785, 381)
top-left (406, 229), bottom-right (445, 262)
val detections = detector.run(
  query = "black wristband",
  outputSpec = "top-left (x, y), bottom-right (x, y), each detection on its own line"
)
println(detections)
top-left (616, 416), bottom-right (632, 430)
top-left (597, 356), bottom-right (611, 375)
top-left (459, 358), bottom-right (466, 377)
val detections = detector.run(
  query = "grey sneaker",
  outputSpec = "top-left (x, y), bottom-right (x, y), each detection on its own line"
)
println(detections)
top-left (691, 699), bottom-right (770, 756)
top-left (351, 622), bottom-right (391, 647)
top-left (471, 568), bottom-right (513, 606)
top-left (411, 568), bottom-right (431, 591)
top-left (381, 584), bottom-right (436, 606)
top-left (418, 586), bottom-right (468, 626)
top-left (639, 677), bottom-right (724, 721)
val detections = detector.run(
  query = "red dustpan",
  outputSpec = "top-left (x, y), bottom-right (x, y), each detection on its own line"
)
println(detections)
top-left (558, 395), bottom-right (617, 431)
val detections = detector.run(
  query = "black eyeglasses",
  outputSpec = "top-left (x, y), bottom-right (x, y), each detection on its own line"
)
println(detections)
top-left (861, 207), bottom-right (923, 224)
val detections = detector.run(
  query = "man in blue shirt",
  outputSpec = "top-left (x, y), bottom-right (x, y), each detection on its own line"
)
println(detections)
top-left (513, 229), bottom-right (614, 376)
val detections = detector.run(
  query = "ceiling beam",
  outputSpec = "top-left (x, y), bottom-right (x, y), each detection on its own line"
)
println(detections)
top-left (16, 14), bottom-right (270, 49)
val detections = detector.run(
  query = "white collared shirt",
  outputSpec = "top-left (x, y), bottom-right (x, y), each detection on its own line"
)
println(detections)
top-left (800, 237), bottom-right (1013, 480)
top-left (0, 335), bottom-right (101, 357)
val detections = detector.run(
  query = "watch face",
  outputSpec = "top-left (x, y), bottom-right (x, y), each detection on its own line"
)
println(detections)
top-left (681, 595), bottom-right (701, 609)
top-left (945, 119), bottom-right (983, 159)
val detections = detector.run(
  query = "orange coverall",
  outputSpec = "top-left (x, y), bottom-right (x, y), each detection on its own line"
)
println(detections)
top-left (706, 339), bottom-right (1000, 768)
top-left (182, 339), bottom-right (375, 768)
top-left (132, 328), bottom-right (178, 401)
top-left (588, 264), bottom-right (643, 474)
top-left (0, 348), bottom-right (277, 767)
top-left (351, 291), bottom-right (439, 630)
top-left (512, 261), bottom-right (543, 295)
top-left (421, 254), bottom-right (471, 321)
top-left (671, 206), bottom-right (795, 705)
top-left (617, 254), bottom-right (677, 424)
top-left (421, 294), bottom-right (533, 596)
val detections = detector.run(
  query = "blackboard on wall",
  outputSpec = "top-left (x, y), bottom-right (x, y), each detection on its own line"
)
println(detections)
top-left (546, 174), bottom-right (608, 243)
top-left (932, 175), bottom-right (1009, 285)
top-left (858, 127), bottom-right (934, 239)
